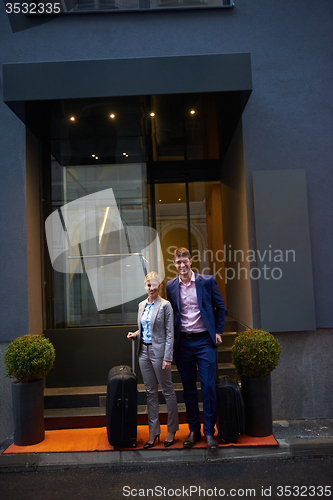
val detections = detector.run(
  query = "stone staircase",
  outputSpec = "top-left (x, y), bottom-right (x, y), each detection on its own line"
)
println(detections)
top-left (44, 317), bottom-right (244, 430)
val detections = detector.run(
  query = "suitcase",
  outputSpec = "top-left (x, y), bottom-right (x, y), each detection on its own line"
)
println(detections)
top-left (216, 375), bottom-right (245, 444)
top-left (106, 364), bottom-right (137, 448)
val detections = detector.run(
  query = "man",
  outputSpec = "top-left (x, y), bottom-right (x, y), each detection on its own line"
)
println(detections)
top-left (166, 247), bottom-right (225, 451)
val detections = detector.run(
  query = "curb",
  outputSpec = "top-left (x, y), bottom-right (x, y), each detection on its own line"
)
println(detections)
top-left (1, 437), bottom-right (332, 472)
top-left (288, 437), bottom-right (333, 458)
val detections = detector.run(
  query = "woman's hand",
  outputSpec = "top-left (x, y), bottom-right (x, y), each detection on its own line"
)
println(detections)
top-left (162, 360), bottom-right (171, 370)
top-left (127, 332), bottom-right (138, 340)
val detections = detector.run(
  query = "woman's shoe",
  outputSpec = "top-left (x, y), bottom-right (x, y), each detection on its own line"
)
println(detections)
top-left (143, 434), bottom-right (160, 449)
top-left (164, 432), bottom-right (176, 448)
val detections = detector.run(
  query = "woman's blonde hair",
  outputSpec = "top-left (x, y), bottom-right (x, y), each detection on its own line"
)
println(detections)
top-left (144, 271), bottom-right (162, 285)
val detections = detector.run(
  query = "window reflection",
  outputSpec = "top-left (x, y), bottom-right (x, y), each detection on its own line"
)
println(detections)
top-left (69, 0), bottom-right (232, 11)
top-left (50, 160), bottom-right (149, 328)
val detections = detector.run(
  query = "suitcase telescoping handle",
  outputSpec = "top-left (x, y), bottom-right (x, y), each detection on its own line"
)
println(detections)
top-left (132, 336), bottom-right (135, 374)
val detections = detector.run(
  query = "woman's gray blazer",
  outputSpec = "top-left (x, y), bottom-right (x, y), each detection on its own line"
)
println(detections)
top-left (135, 296), bottom-right (174, 362)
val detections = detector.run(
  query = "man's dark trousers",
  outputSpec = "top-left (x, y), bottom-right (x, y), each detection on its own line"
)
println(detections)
top-left (175, 332), bottom-right (217, 436)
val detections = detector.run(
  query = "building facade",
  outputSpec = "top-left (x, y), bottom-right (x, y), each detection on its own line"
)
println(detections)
top-left (1, 0), bottom-right (332, 442)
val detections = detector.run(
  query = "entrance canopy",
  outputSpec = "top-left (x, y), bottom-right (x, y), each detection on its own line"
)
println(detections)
top-left (3, 53), bottom-right (252, 123)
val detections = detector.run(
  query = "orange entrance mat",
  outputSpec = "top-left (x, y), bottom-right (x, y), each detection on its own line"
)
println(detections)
top-left (3, 424), bottom-right (278, 454)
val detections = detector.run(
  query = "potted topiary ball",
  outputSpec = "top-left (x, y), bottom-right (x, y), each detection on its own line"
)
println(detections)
top-left (4, 334), bottom-right (55, 445)
top-left (231, 329), bottom-right (281, 437)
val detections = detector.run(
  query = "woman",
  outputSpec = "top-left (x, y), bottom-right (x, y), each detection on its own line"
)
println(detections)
top-left (127, 272), bottom-right (179, 448)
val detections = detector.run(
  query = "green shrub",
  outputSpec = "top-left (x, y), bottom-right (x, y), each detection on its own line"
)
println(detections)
top-left (231, 329), bottom-right (281, 378)
top-left (4, 335), bottom-right (55, 383)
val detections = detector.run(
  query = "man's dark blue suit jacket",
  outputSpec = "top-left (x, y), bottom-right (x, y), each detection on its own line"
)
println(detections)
top-left (166, 273), bottom-right (225, 350)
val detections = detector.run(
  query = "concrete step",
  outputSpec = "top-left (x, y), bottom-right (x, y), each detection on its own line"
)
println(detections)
top-left (223, 317), bottom-right (246, 333)
top-left (44, 361), bottom-right (239, 409)
top-left (44, 369), bottom-right (239, 430)
top-left (220, 331), bottom-right (238, 347)
top-left (43, 316), bottom-right (243, 429)
top-left (44, 403), bottom-right (203, 429)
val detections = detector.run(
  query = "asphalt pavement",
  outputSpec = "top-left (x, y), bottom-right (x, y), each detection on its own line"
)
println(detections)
top-left (0, 457), bottom-right (332, 500)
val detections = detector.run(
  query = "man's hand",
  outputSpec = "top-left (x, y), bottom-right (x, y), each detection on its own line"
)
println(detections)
top-left (127, 332), bottom-right (138, 340)
top-left (216, 334), bottom-right (223, 345)
top-left (162, 360), bottom-right (171, 370)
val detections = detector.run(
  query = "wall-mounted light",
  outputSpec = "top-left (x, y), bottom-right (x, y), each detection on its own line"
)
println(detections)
top-left (110, 114), bottom-right (115, 119)
top-left (190, 110), bottom-right (196, 115)
top-left (70, 116), bottom-right (75, 121)
top-left (150, 112), bottom-right (155, 117)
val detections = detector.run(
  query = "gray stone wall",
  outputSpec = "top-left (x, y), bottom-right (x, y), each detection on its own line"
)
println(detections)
top-left (0, 342), bottom-right (14, 444)
top-left (272, 329), bottom-right (333, 420)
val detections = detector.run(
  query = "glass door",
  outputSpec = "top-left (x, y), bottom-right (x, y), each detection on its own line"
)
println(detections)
top-left (50, 160), bottom-right (149, 327)
top-left (154, 180), bottom-right (226, 303)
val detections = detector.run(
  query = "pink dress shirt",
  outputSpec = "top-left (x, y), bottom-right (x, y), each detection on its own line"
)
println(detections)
top-left (179, 272), bottom-right (207, 333)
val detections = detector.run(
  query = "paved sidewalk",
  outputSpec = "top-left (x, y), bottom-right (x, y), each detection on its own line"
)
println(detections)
top-left (0, 419), bottom-right (332, 471)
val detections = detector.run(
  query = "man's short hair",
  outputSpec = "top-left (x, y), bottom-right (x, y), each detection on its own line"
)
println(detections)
top-left (173, 247), bottom-right (192, 261)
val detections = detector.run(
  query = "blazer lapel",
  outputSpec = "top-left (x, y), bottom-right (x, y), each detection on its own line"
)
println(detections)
top-left (137, 299), bottom-right (148, 330)
top-left (195, 273), bottom-right (203, 311)
top-left (171, 278), bottom-right (181, 312)
top-left (150, 296), bottom-right (162, 330)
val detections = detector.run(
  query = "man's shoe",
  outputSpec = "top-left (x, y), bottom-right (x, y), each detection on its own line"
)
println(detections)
top-left (205, 435), bottom-right (219, 451)
top-left (183, 430), bottom-right (202, 448)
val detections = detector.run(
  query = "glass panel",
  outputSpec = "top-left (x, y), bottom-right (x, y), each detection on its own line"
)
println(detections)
top-left (153, 180), bottom-right (226, 303)
top-left (154, 183), bottom-right (188, 293)
top-left (184, 94), bottom-right (219, 160)
top-left (70, 0), bottom-right (140, 11)
top-left (68, 0), bottom-right (231, 11)
top-left (48, 96), bottom-right (152, 328)
top-left (188, 181), bottom-right (226, 302)
top-left (50, 160), bottom-right (149, 327)
top-left (50, 96), bottom-right (146, 166)
top-left (150, 95), bottom-right (185, 161)
top-left (150, 94), bottom-right (219, 161)
top-left (152, 0), bottom-right (227, 7)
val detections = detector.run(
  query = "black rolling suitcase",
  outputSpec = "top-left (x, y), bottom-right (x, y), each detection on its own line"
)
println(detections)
top-left (106, 364), bottom-right (137, 448)
top-left (216, 376), bottom-right (245, 444)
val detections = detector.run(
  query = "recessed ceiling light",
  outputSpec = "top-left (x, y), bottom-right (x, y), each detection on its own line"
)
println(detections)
top-left (92, 154), bottom-right (95, 157)
top-left (150, 112), bottom-right (155, 117)
top-left (190, 110), bottom-right (196, 115)
top-left (110, 114), bottom-right (115, 119)
top-left (70, 116), bottom-right (75, 121)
